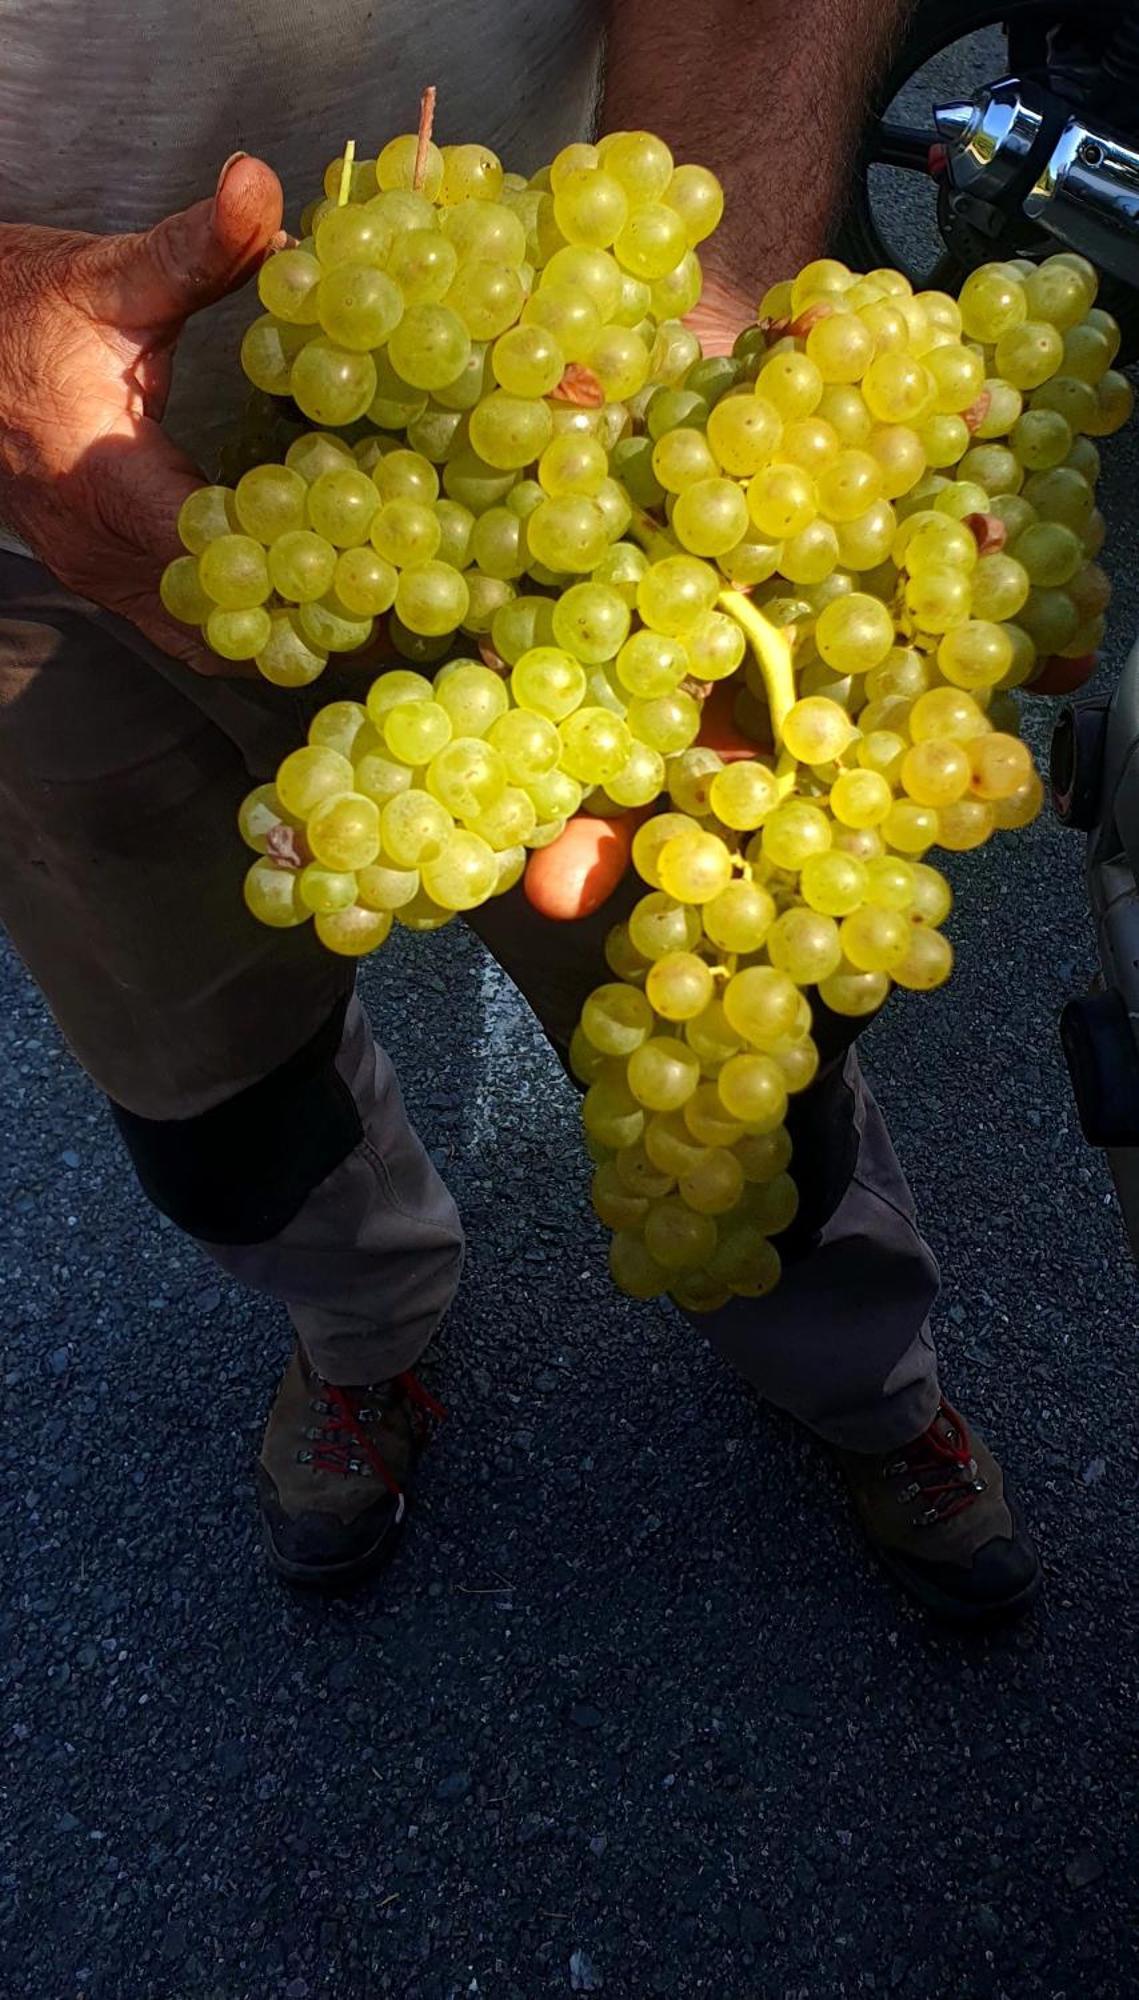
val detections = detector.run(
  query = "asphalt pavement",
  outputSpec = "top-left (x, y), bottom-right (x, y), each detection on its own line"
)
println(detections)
top-left (4, 42), bottom-right (1139, 2000)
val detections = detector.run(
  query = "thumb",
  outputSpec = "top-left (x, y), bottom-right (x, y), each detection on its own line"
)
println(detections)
top-left (76, 154), bottom-right (283, 333)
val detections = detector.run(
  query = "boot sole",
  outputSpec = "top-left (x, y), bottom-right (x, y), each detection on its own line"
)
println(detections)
top-left (260, 1493), bottom-right (407, 1593)
top-left (872, 1493), bottom-right (1043, 1627)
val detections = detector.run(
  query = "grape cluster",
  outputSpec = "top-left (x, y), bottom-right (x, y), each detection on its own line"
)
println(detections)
top-left (161, 124), bottom-right (721, 678)
top-left (174, 106), bottom-right (1132, 1310)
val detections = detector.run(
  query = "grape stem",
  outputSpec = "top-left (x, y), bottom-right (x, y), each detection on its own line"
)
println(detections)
top-left (414, 86), bottom-right (438, 192)
top-left (337, 140), bottom-right (357, 208)
top-left (716, 589), bottom-right (799, 796)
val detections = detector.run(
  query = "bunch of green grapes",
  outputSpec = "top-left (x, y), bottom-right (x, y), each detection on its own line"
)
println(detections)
top-left (237, 660), bottom-right (570, 953)
top-left (161, 123), bottom-right (724, 678)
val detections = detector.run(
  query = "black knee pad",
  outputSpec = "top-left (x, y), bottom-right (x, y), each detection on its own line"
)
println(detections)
top-left (109, 999), bottom-right (363, 1244)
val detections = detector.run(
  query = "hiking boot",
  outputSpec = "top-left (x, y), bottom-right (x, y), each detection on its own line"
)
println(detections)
top-left (256, 1344), bottom-right (444, 1589)
top-left (834, 1398), bottom-right (1041, 1625)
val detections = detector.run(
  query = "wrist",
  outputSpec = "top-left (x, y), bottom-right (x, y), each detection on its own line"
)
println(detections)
top-left (687, 268), bottom-right (756, 356)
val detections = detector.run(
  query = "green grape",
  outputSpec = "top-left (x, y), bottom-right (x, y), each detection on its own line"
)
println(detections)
top-left (599, 127), bottom-right (675, 197)
top-left (957, 264), bottom-right (1026, 342)
top-left (382, 228), bottom-right (457, 306)
top-left (258, 247), bottom-right (323, 324)
top-left (366, 500), bottom-right (438, 567)
top-left (592, 1162), bottom-right (651, 1233)
top-left (199, 534), bottom-right (270, 609)
top-left (559, 706), bottom-right (633, 783)
top-left (440, 449), bottom-right (515, 515)
top-left (297, 595), bottom-right (373, 654)
top-left (613, 201), bottom-right (688, 279)
top-left (373, 131), bottom-right (443, 198)
top-left (539, 434), bottom-right (609, 499)
top-left (591, 477), bottom-right (633, 543)
top-left (585, 324), bottom-right (652, 401)
top-left (304, 467), bottom-right (378, 548)
top-left (437, 142), bottom-right (504, 204)
top-left (485, 709), bottom-right (557, 784)
top-left (706, 392), bottom-right (783, 475)
top-left (735, 1126), bottom-right (793, 1186)
top-left (468, 785), bottom-right (538, 850)
top-left (308, 701), bottom-right (370, 761)
top-left (526, 497), bottom-right (610, 573)
top-left (607, 1231), bottom-right (670, 1300)
top-left (667, 747), bottom-right (723, 816)
top-left (276, 744), bottom-right (355, 818)
top-left (676, 1146), bottom-right (745, 1219)
top-left (1011, 406), bottom-right (1074, 471)
top-left (646, 385), bottom-right (710, 439)
top-left (839, 905), bottom-right (909, 972)
top-left (781, 416), bottom-right (840, 474)
top-left (628, 891), bottom-right (702, 960)
top-left (746, 463), bottom-right (817, 538)
top-left (307, 791), bottom-right (382, 872)
top-left (814, 591), bottom-right (894, 672)
top-left (716, 1051), bottom-right (788, 1131)
top-left (683, 1081), bottom-right (745, 1151)
top-left (420, 831), bottom-right (499, 911)
top-left (442, 198), bottom-right (526, 265)
top-left (316, 265), bottom-right (403, 352)
top-left (890, 926), bottom-right (953, 992)
top-left (970, 551), bottom-right (1029, 622)
top-left (1008, 517), bottom-right (1083, 592)
top-left (672, 478), bottom-right (751, 557)
top-left (936, 797), bottom-right (995, 852)
top-left (255, 609), bottom-right (328, 687)
top-left (684, 612), bottom-right (747, 682)
top-left (993, 320), bottom-right (1063, 390)
top-left (626, 690), bottom-right (701, 755)
top-left (177, 485), bottom-right (237, 553)
top-left (652, 427), bottom-right (718, 495)
top-left (632, 812), bottom-right (701, 884)
top-left (723, 965), bottom-right (800, 1046)
top-left (627, 1036), bottom-right (701, 1112)
top-left (766, 906), bottom-right (842, 984)
top-left (206, 606), bottom-right (272, 661)
top-left (244, 857), bottom-right (309, 928)
top-left (606, 743), bottom-right (667, 808)
top-left (834, 501), bottom-right (895, 571)
top-left (799, 850), bottom-right (868, 916)
top-left (862, 353), bottom-right (933, 424)
top-left (582, 982), bottom-right (655, 1055)
top-left (470, 507), bottom-right (528, 580)
top-left (314, 202), bottom-right (391, 268)
top-left (238, 783), bottom-right (296, 855)
top-left (380, 789), bottom-right (455, 868)
top-left (553, 166), bottom-right (629, 248)
top-left (818, 965), bottom-right (889, 1016)
top-left (614, 630), bottom-right (686, 697)
top-left (395, 561), bottom-right (470, 638)
top-left (548, 582), bottom-right (630, 664)
top-left (657, 831), bottom-right (734, 903)
top-left (829, 768), bottom-right (892, 828)
top-left (431, 662), bottom-right (508, 739)
top-left (241, 315), bottom-right (311, 395)
top-left (904, 565), bottom-right (971, 633)
top-left (701, 879), bottom-right (775, 953)
top-left (782, 695), bottom-right (855, 764)
top-left (816, 448), bottom-right (884, 523)
top-left (900, 740), bottom-right (971, 808)
top-left (937, 620), bottom-right (1014, 690)
top-left (757, 350), bottom-right (824, 419)
top-left (426, 737), bottom-right (509, 819)
top-left (387, 305), bottom-right (471, 391)
top-left (804, 311), bottom-right (874, 384)
top-left (511, 646), bottom-right (587, 720)
top-left (969, 731), bottom-right (1034, 801)
top-left (381, 698), bottom-right (450, 765)
top-left (916, 414), bottom-right (969, 469)
top-left (314, 904), bottom-right (394, 957)
top-left (908, 861), bottom-right (953, 926)
top-left (160, 554), bottom-right (213, 626)
top-left (445, 260), bottom-right (526, 340)
top-left (328, 546), bottom-right (395, 617)
top-left (637, 556), bottom-right (719, 636)
top-left (234, 463), bottom-right (307, 541)
top-left (289, 340), bottom-right (377, 426)
top-left (761, 800), bottom-right (833, 871)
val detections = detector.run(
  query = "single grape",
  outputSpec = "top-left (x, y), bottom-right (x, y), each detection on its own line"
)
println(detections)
top-left (290, 340), bottom-right (377, 426)
top-left (244, 858), bottom-right (309, 929)
top-left (234, 463), bottom-right (307, 542)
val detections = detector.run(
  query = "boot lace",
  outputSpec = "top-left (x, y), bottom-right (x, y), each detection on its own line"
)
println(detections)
top-left (300, 1371), bottom-right (446, 1498)
top-left (882, 1399), bottom-right (986, 1529)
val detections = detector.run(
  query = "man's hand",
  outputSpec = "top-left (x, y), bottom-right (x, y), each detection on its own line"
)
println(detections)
top-left (0, 155), bottom-right (282, 674)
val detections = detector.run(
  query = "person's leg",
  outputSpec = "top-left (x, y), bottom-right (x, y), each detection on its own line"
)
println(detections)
top-left (470, 885), bottom-right (1039, 1620)
top-left (469, 886), bottom-right (941, 1447)
top-left (0, 553), bottom-right (461, 1413)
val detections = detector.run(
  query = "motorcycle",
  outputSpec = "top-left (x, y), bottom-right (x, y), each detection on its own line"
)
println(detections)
top-left (842, 0), bottom-right (1139, 1254)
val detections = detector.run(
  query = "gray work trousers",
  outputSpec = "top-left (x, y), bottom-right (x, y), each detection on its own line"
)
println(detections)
top-left (0, 553), bottom-right (941, 1450)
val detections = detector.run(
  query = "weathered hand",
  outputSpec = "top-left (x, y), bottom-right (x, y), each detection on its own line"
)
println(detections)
top-left (0, 155), bottom-right (282, 674)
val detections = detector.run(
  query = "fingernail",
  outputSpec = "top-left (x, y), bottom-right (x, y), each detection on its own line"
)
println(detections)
top-left (215, 151), bottom-right (247, 198)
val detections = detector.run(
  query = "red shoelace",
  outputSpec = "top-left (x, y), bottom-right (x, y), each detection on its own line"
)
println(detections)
top-left (309, 1372), bottom-right (447, 1497)
top-left (890, 1399), bottom-right (982, 1526)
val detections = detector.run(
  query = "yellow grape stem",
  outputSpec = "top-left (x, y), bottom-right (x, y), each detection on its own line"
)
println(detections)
top-left (337, 138), bottom-right (357, 207)
top-left (717, 589), bottom-right (796, 745)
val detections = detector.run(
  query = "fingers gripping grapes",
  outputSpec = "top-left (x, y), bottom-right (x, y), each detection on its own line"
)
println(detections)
top-left (0, 155), bottom-right (283, 673)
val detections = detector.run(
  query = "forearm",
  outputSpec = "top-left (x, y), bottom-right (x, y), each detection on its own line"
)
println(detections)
top-left (600, 0), bottom-right (911, 320)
